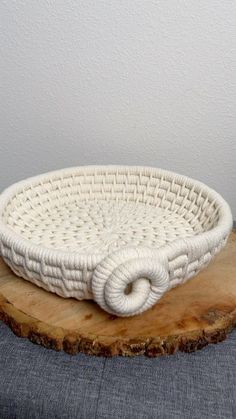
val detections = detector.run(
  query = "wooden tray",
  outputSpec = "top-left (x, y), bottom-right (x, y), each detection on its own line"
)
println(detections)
top-left (0, 231), bottom-right (236, 357)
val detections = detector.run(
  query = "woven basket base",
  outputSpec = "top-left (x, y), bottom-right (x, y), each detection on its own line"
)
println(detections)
top-left (0, 230), bottom-right (236, 357)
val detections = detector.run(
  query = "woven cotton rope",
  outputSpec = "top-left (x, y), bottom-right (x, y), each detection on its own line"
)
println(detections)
top-left (5, 200), bottom-right (202, 253)
top-left (0, 165), bottom-right (233, 317)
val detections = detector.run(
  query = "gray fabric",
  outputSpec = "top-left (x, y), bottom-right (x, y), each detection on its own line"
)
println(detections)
top-left (0, 321), bottom-right (236, 419)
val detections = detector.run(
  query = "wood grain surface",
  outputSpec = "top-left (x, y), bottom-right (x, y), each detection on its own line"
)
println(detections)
top-left (0, 231), bottom-right (236, 357)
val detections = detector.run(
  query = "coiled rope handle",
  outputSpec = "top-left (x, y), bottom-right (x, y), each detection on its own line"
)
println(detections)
top-left (91, 247), bottom-right (170, 317)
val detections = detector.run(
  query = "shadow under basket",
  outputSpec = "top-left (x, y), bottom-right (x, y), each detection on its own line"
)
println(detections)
top-left (0, 165), bottom-right (233, 317)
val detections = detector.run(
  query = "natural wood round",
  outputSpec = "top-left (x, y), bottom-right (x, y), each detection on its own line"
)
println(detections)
top-left (0, 231), bottom-right (236, 357)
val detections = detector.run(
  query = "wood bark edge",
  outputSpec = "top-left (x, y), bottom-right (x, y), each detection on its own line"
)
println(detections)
top-left (1, 295), bottom-right (236, 357)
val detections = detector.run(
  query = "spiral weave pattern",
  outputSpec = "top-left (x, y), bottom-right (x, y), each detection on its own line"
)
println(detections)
top-left (0, 165), bottom-right (233, 317)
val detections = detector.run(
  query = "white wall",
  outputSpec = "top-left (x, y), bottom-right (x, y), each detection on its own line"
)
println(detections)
top-left (1, 1), bottom-right (236, 217)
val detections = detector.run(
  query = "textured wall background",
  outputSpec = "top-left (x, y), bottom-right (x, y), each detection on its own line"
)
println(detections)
top-left (0, 1), bottom-right (236, 216)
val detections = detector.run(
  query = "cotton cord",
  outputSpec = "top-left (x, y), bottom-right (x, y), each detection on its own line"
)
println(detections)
top-left (0, 165), bottom-right (233, 317)
top-left (92, 247), bottom-right (170, 316)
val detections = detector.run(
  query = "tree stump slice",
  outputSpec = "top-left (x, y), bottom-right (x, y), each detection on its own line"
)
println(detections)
top-left (0, 231), bottom-right (236, 357)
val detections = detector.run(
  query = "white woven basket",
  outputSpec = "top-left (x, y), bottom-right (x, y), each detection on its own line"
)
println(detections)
top-left (0, 165), bottom-right (233, 317)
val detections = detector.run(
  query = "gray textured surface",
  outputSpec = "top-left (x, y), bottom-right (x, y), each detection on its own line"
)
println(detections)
top-left (0, 321), bottom-right (236, 419)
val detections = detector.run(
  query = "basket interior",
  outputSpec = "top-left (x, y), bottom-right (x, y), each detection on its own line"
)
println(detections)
top-left (1, 169), bottom-right (220, 254)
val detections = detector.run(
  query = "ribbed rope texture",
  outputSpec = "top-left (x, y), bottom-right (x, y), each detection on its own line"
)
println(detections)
top-left (0, 165), bottom-right (233, 316)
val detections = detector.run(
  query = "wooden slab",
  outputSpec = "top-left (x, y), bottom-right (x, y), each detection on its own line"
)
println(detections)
top-left (0, 231), bottom-right (236, 357)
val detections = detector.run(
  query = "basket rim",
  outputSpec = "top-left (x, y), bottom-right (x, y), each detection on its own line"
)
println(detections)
top-left (0, 164), bottom-right (233, 266)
